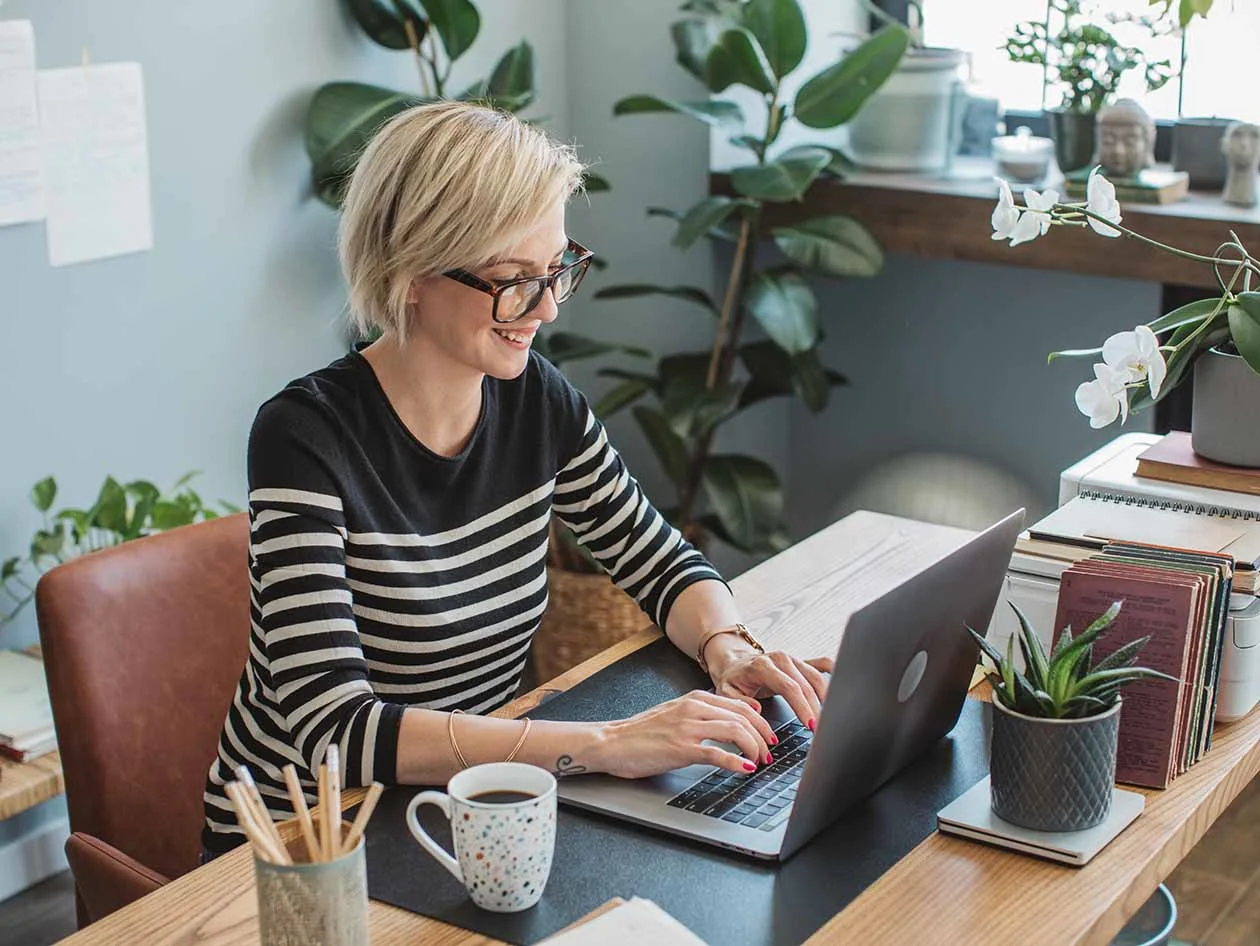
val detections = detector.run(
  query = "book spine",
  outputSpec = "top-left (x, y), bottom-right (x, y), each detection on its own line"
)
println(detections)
top-left (1078, 486), bottom-right (1260, 523)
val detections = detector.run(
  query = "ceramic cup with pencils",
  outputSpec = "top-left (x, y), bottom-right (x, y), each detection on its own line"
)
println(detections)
top-left (226, 747), bottom-right (386, 946)
top-left (406, 761), bottom-right (558, 913)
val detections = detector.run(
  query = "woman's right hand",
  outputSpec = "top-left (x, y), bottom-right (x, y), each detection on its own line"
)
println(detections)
top-left (591, 690), bottom-right (777, 780)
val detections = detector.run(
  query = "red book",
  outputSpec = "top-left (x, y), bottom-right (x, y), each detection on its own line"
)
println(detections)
top-left (1137, 431), bottom-right (1260, 497)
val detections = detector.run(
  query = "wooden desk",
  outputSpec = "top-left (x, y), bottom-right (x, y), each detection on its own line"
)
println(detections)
top-left (55, 516), bottom-right (1260, 946)
top-left (714, 158), bottom-right (1260, 290)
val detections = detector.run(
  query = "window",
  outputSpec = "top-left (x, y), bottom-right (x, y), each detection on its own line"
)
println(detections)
top-left (917, 0), bottom-right (1258, 122)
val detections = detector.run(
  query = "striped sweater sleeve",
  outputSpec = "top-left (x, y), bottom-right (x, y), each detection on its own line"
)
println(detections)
top-left (248, 397), bottom-right (403, 784)
top-left (552, 408), bottom-right (726, 628)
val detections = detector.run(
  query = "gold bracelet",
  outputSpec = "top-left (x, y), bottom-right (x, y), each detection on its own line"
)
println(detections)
top-left (696, 622), bottom-right (765, 674)
top-left (504, 718), bottom-right (532, 763)
top-left (447, 709), bottom-right (470, 770)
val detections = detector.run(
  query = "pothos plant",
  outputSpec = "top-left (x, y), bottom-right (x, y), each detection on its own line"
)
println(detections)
top-left (557, 0), bottom-right (909, 558)
top-left (1, 474), bottom-right (239, 628)
top-left (305, 0), bottom-right (545, 208)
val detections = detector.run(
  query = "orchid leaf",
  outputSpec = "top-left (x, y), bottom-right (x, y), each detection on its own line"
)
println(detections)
top-left (1228, 292), bottom-right (1260, 374)
top-left (1146, 296), bottom-right (1222, 335)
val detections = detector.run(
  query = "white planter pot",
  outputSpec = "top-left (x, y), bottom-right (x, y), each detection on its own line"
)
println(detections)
top-left (846, 47), bottom-right (967, 172)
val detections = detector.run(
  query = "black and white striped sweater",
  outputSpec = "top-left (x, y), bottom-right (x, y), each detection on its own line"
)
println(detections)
top-left (202, 350), bottom-right (721, 848)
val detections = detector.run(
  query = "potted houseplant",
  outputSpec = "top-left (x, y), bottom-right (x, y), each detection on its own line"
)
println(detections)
top-left (1006, 0), bottom-right (1175, 174)
top-left (2, 474), bottom-right (237, 629)
top-left (847, 1), bottom-right (969, 172)
top-left (990, 167), bottom-right (1260, 466)
top-left (969, 601), bottom-right (1175, 831)
top-left (304, 0), bottom-right (541, 207)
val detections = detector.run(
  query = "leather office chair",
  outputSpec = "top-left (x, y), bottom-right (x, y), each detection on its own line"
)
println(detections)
top-left (36, 513), bottom-right (250, 927)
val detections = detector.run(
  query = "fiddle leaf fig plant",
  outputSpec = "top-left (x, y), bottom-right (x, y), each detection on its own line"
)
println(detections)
top-left (1, 474), bottom-right (239, 629)
top-left (306, 0), bottom-right (538, 207)
top-left (574, 0), bottom-right (906, 556)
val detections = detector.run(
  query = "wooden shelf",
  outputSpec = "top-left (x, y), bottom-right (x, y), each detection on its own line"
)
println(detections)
top-left (0, 751), bottom-right (63, 821)
top-left (713, 158), bottom-right (1260, 290)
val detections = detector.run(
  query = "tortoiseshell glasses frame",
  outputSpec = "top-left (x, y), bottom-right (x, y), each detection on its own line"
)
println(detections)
top-left (443, 239), bottom-right (595, 323)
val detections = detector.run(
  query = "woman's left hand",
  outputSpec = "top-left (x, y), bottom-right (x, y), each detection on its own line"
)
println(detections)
top-left (710, 649), bottom-right (834, 730)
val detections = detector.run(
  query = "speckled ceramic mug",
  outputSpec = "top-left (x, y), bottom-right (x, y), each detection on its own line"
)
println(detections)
top-left (406, 762), bottom-right (557, 913)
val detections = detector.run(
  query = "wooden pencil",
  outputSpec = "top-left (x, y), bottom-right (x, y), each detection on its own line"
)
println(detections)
top-left (326, 744), bottom-right (342, 858)
top-left (342, 782), bottom-right (384, 851)
top-left (226, 782), bottom-right (286, 865)
top-left (282, 764), bottom-right (321, 863)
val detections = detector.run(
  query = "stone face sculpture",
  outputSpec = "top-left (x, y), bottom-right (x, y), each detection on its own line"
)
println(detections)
top-left (1222, 121), bottom-right (1260, 207)
top-left (1097, 98), bottom-right (1156, 178)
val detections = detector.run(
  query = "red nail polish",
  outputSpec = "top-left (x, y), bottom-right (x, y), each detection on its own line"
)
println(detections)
top-left (743, 761), bottom-right (757, 772)
top-left (770, 735), bottom-right (779, 746)
top-left (765, 752), bottom-right (774, 765)
top-left (807, 718), bottom-right (816, 732)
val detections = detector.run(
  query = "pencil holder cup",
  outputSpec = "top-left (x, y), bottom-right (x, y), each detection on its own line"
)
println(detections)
top-left (253, 827), bottom-right (369, 946)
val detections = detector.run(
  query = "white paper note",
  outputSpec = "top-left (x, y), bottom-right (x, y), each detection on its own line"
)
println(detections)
top-left (38, 62), bottom-right (153, 266)
top-left (540, 898), bottom-right (708, 945)
top-left (0, 19), bottom-right (44, 226)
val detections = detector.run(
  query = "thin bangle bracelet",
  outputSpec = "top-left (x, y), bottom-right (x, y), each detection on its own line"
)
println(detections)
top-left (448, 709), bottom-right (470, 770)
top-left (504, 718), bottom-right (532, 763)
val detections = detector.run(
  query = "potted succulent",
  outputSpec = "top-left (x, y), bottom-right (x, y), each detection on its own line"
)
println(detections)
top-left (968, 602), bottom-right (1175, 832)
top-left (847, 1), bottom-right (969, 172)
top-left (989, 166), bottom-right (1260, 466)
top-left (1006, 0), bottom-right (1175, 174)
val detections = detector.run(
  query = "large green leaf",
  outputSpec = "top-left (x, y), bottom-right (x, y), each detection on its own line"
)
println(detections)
top-left (485, 41), bottom-right (534, 109)
top-left (347, 0), bottom-right (427, 50)
top-left (305, 82), bottom-right (422, 207)
top-left (739, 342), bottom-right (844, 412)
top-left (593, 284), bottom-right (717, 314)
top-left (416, 0), bottom-right (480, 61)
top-left (794, 24), bottom-right (909, 129)
top-left (534, 331), bottom-right (649, 366)
top-left (743, 0), bottom-right (806, 78)
top-left (633, 407), bottom-right (691, 488)
top-left (704, 28), bottom-right (775, 94)
top-left (1228, 292), bottom-right (1260, 374)
top-left (701, 455), bottom-right (784, 551)
top-left (594, 379), bottom-right (653, 419)
top-left (772, 215), bottom-right (883, 278)
top-left (613, 95), bottom-right (744, 126)
top-left (583, 172), bottom-right (611, 193)
top-left (662, 378), bottom-right (743, 438)
top-left (730, 152), bottom-right (830, 201)
top-left (30, 476), bottom-right (56, 513)
top-left (743, 269), bottom-right (820, 354)
top-left (92, 477), bottom-right (128, 535)
top-left (673, 196), bottom-right (749, 249)
top-left (671, 19), bottom-right (714, 81)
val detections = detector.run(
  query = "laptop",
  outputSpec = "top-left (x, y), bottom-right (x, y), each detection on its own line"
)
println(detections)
top-left (556, 510), bottom-right (1024, 860)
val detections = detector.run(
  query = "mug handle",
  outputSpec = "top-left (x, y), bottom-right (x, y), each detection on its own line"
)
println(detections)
top-left (405, 791), bottom-right (463, 883)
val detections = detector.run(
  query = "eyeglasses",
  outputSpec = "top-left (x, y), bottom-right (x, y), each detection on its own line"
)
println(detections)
top-left (443, 239), bottom-right (595, 323)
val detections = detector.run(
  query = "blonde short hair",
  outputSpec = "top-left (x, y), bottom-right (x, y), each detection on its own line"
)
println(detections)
top-left (338, 101), bottom-right (586, 339)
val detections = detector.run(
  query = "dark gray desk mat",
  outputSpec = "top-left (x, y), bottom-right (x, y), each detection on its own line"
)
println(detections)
top-left (363, 639), bottom-right (989, 945)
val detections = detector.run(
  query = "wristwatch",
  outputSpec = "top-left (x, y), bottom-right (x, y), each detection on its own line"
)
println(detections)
top-left (696, 622), bottom-right (765, 674)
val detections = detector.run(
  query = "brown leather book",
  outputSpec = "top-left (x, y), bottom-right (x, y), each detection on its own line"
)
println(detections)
top-left (1053, 564), bottom-right (1197, 789)
top-left (1137, 431), bottom-right (1260, 497)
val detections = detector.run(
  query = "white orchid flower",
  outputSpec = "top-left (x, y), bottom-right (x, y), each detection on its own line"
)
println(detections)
top-left (1007, 188), bottom-right (1060, 246)
top-left (991, 178), bottom-right (1022, 242)
top-left (1075, 363), bottom-right (1130, 428)
top-left (1102, 324), bottom-right (1167, 398)
top-left (1085, 169), bottom-right (1122, 237)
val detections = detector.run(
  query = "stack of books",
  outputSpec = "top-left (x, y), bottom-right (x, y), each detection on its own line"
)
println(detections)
top-left (1053, 545), bottom-right (1232, 789)
top-left (0, 649), bottom-right (57, 763)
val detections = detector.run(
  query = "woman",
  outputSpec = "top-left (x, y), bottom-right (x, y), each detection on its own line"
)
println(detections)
top-left (203, 101), bottom-right (833, 855)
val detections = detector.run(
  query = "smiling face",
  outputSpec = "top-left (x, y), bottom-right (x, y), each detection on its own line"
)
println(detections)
top-left (407, 201), bottom-right (567, 383)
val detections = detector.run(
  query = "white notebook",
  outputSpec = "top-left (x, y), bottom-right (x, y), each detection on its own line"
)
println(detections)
top-left (540, 898), bottom-right (708, 946)
top-left (0, 650), bottom-right (55, 747)
top-left (937, 776), bottom-right (1144, 867)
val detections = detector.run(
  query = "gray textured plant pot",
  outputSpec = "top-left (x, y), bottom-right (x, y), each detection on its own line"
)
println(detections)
top-left (989, 698), bottom-right (1120, 832)
top-left (1048, 110), bottom-right (1097, 174)
top-left (1192, 346), bottom-right (1260, 468)
top-left (1173, 117), bottom-right (1235, 191)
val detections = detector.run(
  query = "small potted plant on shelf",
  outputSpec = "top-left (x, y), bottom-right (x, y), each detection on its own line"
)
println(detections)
top-left (1006, 0), bottom-right (1175, 174)
top-left (968, 602), bottom-right (1175, 832)
top-left (989, 166), bottom-right (1260, 466)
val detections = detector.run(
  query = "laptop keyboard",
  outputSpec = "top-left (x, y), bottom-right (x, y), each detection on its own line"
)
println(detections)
top-left (665, 719), bottom-right (811, 831)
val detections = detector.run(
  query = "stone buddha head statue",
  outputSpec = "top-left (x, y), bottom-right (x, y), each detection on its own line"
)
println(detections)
top-left (1222, 122), bottom-right (1260, 207)
top-left (1097, 99), bottom-right (1156, 178)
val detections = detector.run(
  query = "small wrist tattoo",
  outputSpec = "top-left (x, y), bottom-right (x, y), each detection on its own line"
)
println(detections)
top-left (552, 754), bottom-right (587, 777)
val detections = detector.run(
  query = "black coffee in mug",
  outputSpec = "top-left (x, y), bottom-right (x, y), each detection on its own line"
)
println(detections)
top-left (467, 790), bottom-right (537, 805)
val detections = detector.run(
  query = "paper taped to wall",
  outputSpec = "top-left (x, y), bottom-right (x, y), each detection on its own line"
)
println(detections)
top-left (38, 62), bottom-right (153, 266)
top-left (0, 19), bottom-right (44, 226)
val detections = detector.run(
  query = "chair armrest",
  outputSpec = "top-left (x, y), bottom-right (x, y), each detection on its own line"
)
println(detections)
top-left (65, 831), bottom-right (170, 926)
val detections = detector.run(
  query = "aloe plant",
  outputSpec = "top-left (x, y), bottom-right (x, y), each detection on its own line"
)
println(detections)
top-left (305, 0), bottom-right (538, 207)
top-left (968, 601), bottom-right (1178, 720)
